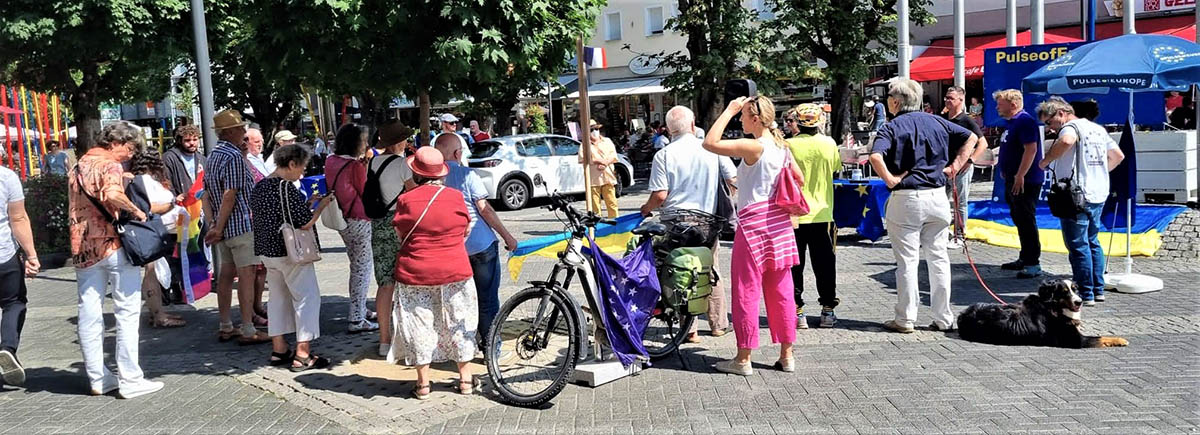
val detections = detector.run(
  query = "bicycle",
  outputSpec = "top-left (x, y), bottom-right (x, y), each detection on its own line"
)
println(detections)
top-left (636, 208), bottom-right (726, 361)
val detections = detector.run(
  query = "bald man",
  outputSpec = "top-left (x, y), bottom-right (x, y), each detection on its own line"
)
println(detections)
top-left (434, 133), bottom-right (516, 348)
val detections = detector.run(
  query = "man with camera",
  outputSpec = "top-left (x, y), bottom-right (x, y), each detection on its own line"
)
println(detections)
top-left (1036, 97), bottom-right (1123, 307)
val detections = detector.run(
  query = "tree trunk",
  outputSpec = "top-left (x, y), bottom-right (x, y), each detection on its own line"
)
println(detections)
top-left (418, 92), bottom-right (431, 145)
top-left (70, 67), bottom-right (102, 155)
top-left (828, 75), bottom-right (853, 144)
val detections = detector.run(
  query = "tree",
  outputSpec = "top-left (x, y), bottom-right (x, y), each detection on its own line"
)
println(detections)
top-left (648, 0), bottom-right (782, 128)
top-left (0, 1), bottom-right (190, 150)
top-left (766, 0), bottom-right (933, 141)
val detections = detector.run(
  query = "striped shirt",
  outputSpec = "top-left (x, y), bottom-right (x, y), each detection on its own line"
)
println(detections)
top-left (204, 141), bottom-right (254, 239)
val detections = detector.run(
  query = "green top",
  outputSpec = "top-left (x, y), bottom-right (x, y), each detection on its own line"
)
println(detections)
top-left (786, 134), bottom-right (840, 224)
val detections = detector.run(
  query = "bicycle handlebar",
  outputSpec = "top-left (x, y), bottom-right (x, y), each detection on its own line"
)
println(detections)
top-left (543, 191), bottom-right (608, 234)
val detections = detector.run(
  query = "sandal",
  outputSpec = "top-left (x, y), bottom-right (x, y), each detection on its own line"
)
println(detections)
top-left (217, 328), bottom-right (241, 342)
top-left (411, 383), bottom-right (431, 400)
top-left (237, 330), bottom-right (272, 345)
top-left (289, 354), bottom-right (331, 372)
top-left (269, 350), bottom-right (293, 366)
top-left (252, 314), bottom-right (269, 328)
top-left (150, 316), bottom-right (187, 328)
top-left (457, 379), bottom-right (474, 395)
top-left (365, 311), bottom-right (378, 322)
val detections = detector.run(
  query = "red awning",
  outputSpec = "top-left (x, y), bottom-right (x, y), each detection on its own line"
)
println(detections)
top-left (908, 15), bottom-right (1197, 82)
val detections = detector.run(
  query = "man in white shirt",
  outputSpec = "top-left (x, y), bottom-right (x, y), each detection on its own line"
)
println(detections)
top-left (0, 165), bottom-right (38, 387)
top-left (1036, 97), bottom-right (1124, 306)
top-left (640, 105), bottom-right (737, 341)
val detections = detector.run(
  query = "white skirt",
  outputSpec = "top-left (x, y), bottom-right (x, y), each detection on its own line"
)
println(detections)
top-left (386, 278), bottom-right (478, 365)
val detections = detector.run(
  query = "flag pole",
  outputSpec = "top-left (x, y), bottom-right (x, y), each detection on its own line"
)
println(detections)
top-left (577, 36), bottom-right (593, 221)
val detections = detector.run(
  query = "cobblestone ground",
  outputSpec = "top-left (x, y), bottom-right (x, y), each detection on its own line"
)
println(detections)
top-left (2, 183), bottom-right (1197, 434)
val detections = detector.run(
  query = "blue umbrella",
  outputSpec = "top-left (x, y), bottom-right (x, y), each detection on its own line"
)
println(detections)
top-left (1023, 34), bottom-right (1200, 95)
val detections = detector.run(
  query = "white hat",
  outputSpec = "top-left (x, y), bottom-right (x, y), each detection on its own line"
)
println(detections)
top-left (273, 130), bottom-right (297, 142)
top-left (439, 113), bottom-right (460, 123)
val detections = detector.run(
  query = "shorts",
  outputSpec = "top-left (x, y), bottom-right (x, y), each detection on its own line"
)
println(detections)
top-left (214, 232), bottom-right (261, 268)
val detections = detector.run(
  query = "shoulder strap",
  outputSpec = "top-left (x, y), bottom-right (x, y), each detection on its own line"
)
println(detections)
top-left (1063, 124), bottom-right (1084, 181)
top-left (371, 155), bottom-right (402, 178)
top-left (399, 186), bottom-right (446, 249)
top-left (74, 168), bottom-right (116, 224)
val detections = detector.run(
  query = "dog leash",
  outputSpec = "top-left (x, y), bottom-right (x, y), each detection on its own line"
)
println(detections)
top-left (951, 181), bottom-right (1009, 306)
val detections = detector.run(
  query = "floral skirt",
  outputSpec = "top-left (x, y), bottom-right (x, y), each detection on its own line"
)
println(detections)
top-left (371, 217), bottom-right (400, 287)
top-left (387, 277), bottom-right (478, 366)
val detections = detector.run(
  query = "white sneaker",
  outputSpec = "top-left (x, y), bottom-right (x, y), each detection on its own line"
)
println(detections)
top-left (947, 238), bottom-right (964, 250)
top-left (89, 375), bottom-right (118, 396)
top-left (0, 350), bottom-right (25, 387)
top-left (377, 343), bottom-right (390, 358)
top-left (713, 360), bottom-right (753, 376)
top-left (118, 380), bottom-right (164, 399)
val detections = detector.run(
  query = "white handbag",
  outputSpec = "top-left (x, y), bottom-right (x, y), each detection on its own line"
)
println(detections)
top-left (279, 180), bottom-right (321, 264)
top-left (320, 163), bottom-right (350, 231)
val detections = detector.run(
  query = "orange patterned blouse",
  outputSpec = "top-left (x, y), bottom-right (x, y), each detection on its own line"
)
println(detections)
top-left (68, 148), bottom-right (128, 268)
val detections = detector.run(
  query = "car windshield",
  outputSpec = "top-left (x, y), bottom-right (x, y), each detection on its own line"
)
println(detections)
top-left (469, 140), bottom-right (501, 158)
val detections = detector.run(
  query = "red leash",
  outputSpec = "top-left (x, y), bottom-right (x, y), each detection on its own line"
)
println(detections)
top-left (951, 181), bottom-right (1009, 306)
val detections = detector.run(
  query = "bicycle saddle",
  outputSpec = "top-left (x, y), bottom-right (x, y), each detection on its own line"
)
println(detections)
top-left (632, 222), bottom-right (667, 236)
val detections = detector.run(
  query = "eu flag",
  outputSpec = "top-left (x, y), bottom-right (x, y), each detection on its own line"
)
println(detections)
top-left (585, 236), bottom-right (661, 367)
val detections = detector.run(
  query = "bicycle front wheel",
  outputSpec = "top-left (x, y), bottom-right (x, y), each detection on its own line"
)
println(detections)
top-left (643, 305), bottom-right (695, 361)
top-left (485, 286), bottom-right (580, 407)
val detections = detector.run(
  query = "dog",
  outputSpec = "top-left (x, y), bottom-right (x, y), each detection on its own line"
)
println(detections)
top-left (956, 279), bottom-right (1128, 348)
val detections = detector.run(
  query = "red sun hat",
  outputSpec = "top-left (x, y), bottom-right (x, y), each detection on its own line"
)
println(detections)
top-left (407, 146), bottom-right (449, 178)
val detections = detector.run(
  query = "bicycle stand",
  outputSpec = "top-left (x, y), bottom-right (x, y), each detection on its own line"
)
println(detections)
top-left (568, 281), bottom-right (642, 387)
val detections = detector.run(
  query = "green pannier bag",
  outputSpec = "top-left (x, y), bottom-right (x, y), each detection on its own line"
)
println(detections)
top-left (660, 246), bottom-right (714, 315)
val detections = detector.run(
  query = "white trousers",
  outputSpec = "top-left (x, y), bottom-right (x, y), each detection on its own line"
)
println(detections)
top-left (885, 188), bottom-right (954, 329)
top-left (262, 257), bottom-right (322, 342)
top-left (76, 249), bottom-right (146, 391)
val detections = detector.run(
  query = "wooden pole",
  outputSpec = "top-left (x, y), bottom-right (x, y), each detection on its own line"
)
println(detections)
top-left (577, 36), bottom-right (593, 215)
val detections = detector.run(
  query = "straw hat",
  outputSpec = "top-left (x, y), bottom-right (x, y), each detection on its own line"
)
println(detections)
top-left (407, 147), bottom-right (449, 178)
top-left (211, 109), bottom-right (249, 131)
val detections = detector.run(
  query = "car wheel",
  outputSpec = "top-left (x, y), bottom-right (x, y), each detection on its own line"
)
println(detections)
top-left (499, 178), bottom-right (530, 210)
top-left (614, 166), bottom-right (629, 197)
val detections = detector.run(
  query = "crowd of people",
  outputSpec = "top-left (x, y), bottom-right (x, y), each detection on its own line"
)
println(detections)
top-left (0, 76), bottom-right (1136, 400)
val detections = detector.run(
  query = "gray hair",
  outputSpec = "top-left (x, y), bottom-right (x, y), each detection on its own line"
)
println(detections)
top-left (1035, 96), bottom-right (1074, 120)
top-left (665, 105), bottom-right (695, 137)
top-left (98, 121), bottom-right (146, 151)
top-left (887, 79), bottom-right (924, 113)
top-left (272, 144), bottom-right (312, 169)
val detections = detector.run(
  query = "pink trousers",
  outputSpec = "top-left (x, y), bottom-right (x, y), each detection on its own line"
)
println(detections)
top-left (730, 230), bottom-right (797, 349)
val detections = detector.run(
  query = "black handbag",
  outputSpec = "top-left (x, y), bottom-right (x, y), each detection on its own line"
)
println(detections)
top-left (76, 171), bottom-right (175, 266)
top-left (712, 155), bottom-right (735, 230)
top-left (1046, 125), bottom-right (1088, 219)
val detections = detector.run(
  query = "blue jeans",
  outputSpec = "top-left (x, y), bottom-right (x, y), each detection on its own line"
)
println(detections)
top-left (469, 241), bottom-right (502, 344)
top-left (1059, 202), bottom-right (1106, 300)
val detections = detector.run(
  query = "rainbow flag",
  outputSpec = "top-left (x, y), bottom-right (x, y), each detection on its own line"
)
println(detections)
top-left (507, 213), bottom-right (645, 281)
top-left (178, 171), bottom-right (210, 302)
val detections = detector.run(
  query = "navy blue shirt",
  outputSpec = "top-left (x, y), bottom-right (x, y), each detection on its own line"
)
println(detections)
top-left (998, 110), bottom-right (1045, 188)
top-left (872, 103), bottom-right (887, 131)
top-left (871, 111), bottom-right (974, 191)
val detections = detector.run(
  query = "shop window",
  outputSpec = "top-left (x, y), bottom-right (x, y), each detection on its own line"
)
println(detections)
top-left (605, 12), bottom-right (622, 41)
top-left (645, 6), bottom-right (665, 36)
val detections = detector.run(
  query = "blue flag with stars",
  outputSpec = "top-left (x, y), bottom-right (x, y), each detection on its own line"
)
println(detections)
top-left (584, 236), bottom-right (661, 367)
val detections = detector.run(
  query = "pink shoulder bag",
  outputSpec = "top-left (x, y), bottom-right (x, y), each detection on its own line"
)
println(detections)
top-left (771, 147), bottom-right (811, 216)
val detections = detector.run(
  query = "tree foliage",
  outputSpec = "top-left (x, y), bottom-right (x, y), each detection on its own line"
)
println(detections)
top-left (766, 0), bottom-right (934, 140)
top-left (0, 0), bottom-right (191, 150)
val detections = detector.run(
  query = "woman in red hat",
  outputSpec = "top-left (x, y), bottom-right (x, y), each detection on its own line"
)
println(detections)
top-left (387, 147), bottom-right (476, 400)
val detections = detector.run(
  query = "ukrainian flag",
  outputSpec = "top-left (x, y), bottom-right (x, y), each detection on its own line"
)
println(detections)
top-left (507, 213), bottom-right (645, 281)
top-left (965, 200), bottom-right (1186, 257)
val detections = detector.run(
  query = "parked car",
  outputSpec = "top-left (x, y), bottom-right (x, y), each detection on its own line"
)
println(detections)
top-left (467, 134), bottom-right (634, 210)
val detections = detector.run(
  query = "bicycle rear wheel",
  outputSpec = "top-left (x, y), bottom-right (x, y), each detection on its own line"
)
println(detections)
top-left (643, 304), bottom-right (695, 361)
top-left (485, 286), bottom-right (580, 407)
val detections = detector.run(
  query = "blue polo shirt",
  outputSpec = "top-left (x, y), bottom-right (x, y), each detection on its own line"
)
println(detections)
top-left (998, 110), bottom-right (1045, 188)
top-left (871, 111), bottom-right (974, 191)
top-left (444, 162), bottom-right (496, 255)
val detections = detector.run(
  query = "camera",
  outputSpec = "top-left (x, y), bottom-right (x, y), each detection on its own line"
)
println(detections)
top-left (723, 79), bottom-right (757, 139)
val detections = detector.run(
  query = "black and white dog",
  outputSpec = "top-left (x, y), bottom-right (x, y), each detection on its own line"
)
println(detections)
top-left (956, 279), bottom-right (1129, 348)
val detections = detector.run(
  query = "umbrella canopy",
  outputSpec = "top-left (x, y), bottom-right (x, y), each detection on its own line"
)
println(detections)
top-left (1022, 34), bottom-right (1200, 94)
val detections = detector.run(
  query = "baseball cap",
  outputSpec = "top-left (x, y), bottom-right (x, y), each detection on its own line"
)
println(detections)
top-left (273, 130), bottom-right (297, 142)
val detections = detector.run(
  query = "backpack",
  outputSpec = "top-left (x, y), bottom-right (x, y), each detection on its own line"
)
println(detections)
top-left (362, 155), bottom-right (402, 219)
top-left (660, 246), bottom-right (714, 315)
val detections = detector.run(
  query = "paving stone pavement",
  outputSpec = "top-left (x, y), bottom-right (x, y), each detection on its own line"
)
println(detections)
top-left (2, 183), bottom-right (1198, 434)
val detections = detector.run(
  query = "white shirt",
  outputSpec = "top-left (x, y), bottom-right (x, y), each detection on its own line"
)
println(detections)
top-left (736, 137), bottom-right (788, 210)
top-left (181, 153), bottom-right (196, 178)
top-left (0, 167), bottom-right (24, 263)
top-left (1048, 119), bottom-right (1118, 204)
top-left (247, 153), bottom-right (270, 179)
top-left (648, 133), bottom-right (735, 214)
top-left (369, 153), bottom-right (413, 212)
top-left (138, 174), bottom-right (183, 231)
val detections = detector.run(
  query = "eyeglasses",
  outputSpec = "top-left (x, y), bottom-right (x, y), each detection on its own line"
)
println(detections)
top-left (590, 127), bottom-right (600, 131)
top-left (785, 118), bottom-right (798, 123)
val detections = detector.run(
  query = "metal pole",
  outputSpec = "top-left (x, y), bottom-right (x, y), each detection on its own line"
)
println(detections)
top-left (953, 0), bottom-right (965, 89)
top-left (1196, 1), bottom-right (1199, 42)
top-left (898, 0), bottom-right (910, 79)
top-left (547, 78), bottom-right (554, 134)
top-left (1006, 0), bottom-right (1017, 46)
top-left (1125, 91), bottom-right (1134, 275)
top-left (1087, 0), bottom-right (1097, 41)
top-left (190, 0), bottom-right (216, 154)
top-left (1031, 0), bottom-right (1044, 44)
top-left (1123, 0), bottom-right (1136, 34)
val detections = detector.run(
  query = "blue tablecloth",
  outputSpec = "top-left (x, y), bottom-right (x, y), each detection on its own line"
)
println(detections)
top-left (832, 179), bottom-right (890, 241)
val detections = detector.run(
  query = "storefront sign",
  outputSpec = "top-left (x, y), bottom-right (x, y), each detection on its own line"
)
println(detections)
top-left (629, 55), bottom-right (661, 76)
top-left (1106, 0), bottom-right (1196, 17)
top-left (982, 43), bottom-right (1166, 128)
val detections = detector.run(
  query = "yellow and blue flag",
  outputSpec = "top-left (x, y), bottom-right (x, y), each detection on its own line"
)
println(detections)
top-left (507, 213), bottom-right (645, 281)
